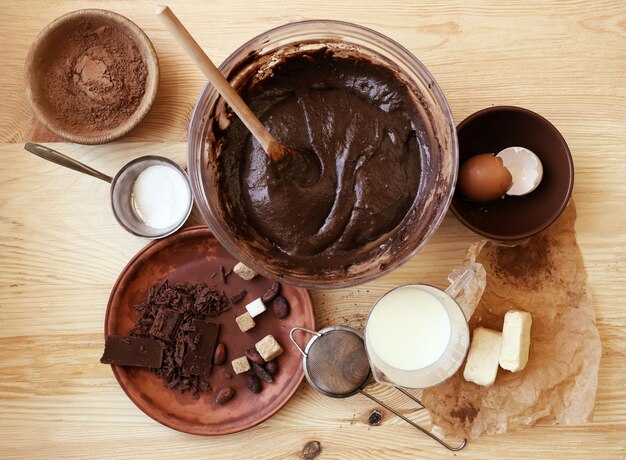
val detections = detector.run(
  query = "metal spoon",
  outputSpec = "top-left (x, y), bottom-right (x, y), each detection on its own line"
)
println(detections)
top-left (24, 142), bottom-right (193, 239)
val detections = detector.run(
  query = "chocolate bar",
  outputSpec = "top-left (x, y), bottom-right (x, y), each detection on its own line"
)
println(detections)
top-left (149, 308), bottom-right (181, 342)
top-left (100, 335), bottom-right (164, 368)
top-left (183, 320), bottom-right (219, 377)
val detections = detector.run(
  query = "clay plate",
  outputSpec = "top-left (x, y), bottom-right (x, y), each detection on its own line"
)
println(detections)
top-left (104, 226), bottom-right (316, 435)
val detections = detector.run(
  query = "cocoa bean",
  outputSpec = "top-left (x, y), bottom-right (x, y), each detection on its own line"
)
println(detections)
top-left (252, 362), bottom-right (274, 383)
top-left (301, 441), bottom-right (321, 459)
top-left (215, 387), bottom-right (234, 405)
top-left (264, 360), bottom-right (278, 376)
top-left (272, 295), bottom-right (290, 319)
top-left (262, 282), bottom-right (281, 303)
top-left (213, 342), bottom-right (226, 365)
top-left (368, 409), bottom-right (383, 426)
top-left (245, 375), bottom-right (262, 394)
top-left (245, 348), bottom-right (265, 365)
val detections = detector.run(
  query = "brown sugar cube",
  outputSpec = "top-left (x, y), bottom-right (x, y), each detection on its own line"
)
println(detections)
top-left (235, 312), bottom-right (256, 332)
top-left (255, 335), bottom-right (284, 362)
top-left (231, 356), bottom-right (251, 374)
top-left (233, 262), bottom-right (257, 281)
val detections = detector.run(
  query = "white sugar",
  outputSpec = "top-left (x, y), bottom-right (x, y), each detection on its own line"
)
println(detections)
top-left (131, 164), bottom-right (191, 230)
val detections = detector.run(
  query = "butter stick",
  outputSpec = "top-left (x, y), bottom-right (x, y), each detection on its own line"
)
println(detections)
top-left (499, 311), bottom-right (532, 372)
top-left (463, 327), bottom-right (502, 386)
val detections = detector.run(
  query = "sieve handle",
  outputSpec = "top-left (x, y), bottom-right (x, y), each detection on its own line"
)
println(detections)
top-left (289, 327), bottom-right (321, 358)
top-left (358, 389), bottom-right (467, 451)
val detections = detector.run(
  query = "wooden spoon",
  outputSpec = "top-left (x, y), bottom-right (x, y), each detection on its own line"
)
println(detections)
top-left (156, 5), bottom-right (287, 161)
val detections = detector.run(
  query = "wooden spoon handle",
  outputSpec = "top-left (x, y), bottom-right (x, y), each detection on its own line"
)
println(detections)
top-left (156, 5), bottom-right (280, 159)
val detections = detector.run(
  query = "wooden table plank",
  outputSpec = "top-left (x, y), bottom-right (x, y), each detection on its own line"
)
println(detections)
top-left (1, 0), bottom-right (625, 458)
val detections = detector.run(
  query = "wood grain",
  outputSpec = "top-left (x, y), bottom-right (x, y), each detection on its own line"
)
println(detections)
top-left (1, 0), bottom-right (625, 458)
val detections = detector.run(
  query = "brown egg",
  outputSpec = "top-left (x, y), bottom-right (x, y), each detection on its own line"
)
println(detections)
top-left (458, 153), bottom-right (513, 202)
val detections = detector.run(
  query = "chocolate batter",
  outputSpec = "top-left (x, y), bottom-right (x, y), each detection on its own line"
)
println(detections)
top-left (217, 49), bottom-right (429, 270)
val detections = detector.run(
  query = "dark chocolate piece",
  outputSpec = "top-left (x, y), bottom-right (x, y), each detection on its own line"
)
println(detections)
top-left (183, 320), bottom-right (219, 377)
top-left (129, 281), bottom-right (230, 397)
top-left (228, 289), bottom-right (247, 304)
top-left (100, 335), bottom-right (164, 368)
top-left (149, 308), bottom-right (181, 342)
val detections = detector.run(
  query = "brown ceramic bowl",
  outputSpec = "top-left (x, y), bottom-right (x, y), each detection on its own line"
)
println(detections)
top-left (25, 9), bottom-right (159, 144)
top-left (451, 106), bottom-right (574, 241)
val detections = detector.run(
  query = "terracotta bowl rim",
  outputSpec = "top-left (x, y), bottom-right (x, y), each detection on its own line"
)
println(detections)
top-left (24, 8), bottom-right (159, 145)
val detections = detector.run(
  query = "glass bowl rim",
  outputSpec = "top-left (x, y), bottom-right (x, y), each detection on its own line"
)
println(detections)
top-left (187, 19), bottom-right (458, 289)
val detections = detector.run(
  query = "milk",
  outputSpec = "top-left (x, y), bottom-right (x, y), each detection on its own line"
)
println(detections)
top-left (366, 286), bottom-right (452, 371)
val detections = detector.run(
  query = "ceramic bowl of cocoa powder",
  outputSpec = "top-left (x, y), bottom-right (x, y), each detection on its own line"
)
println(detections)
top-left (25, 9), bottom-right (159, 144)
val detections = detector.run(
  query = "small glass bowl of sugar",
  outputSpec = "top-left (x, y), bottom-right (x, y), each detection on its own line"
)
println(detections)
top-left (111, 156), bottom-right (193, 239)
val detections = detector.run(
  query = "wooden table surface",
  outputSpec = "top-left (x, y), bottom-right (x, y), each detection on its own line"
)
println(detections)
top-left (1, 0), bottom-right (624, 458)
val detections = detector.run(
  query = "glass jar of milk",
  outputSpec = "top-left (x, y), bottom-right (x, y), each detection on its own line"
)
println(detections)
top-left (365, 268), bottom-right (475, 388)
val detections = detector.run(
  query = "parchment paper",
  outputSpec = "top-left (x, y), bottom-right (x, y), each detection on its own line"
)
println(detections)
top-left (422, 202), bottom-right (601, 439)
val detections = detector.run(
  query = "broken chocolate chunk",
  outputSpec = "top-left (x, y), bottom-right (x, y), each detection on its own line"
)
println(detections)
top-left (149, 308), bottom-right (181, 342)
top-left (128, 280), bottom-right (230, 396)
top-left (100, 335), bottom-right (164, 368)
top-left (228, 289), bottom-right (247, 304)
top-left (183, 320), bottom-right (219, 377)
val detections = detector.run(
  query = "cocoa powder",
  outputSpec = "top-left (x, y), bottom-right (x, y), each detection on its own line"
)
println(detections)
top-left (493, 235), bottom-right (554, 289)
top-left (42, 19), bottom-right (147, 133)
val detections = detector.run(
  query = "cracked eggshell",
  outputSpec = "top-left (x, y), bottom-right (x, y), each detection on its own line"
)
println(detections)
top-left (496, 147), bottom-right (544, 196)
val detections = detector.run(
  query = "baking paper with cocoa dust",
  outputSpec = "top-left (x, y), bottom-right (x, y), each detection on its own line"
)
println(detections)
top-left (422, 202), bottom-right (601, 439)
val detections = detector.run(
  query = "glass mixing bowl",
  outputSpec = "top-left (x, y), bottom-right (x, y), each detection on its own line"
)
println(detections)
top-left (187, 20), bottom-right (457, 289)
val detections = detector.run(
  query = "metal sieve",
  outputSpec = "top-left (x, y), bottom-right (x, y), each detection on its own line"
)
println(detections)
top-left (290, 326), bottom-right (467, 451)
